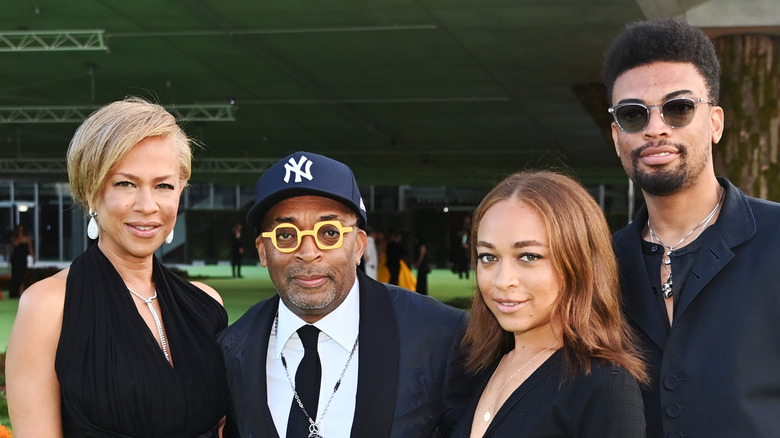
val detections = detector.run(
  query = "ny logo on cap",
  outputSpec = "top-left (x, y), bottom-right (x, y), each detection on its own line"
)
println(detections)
top-left (283, 155), bottom-right (314, 183)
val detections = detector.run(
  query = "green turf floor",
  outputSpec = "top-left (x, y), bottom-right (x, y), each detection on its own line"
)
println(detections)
top-left (0, 265), bottom-right (475, 351)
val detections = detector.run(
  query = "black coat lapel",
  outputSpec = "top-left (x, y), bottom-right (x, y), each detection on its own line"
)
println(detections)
top-left (615, 209), bottom-right (669, 351)
top-left (242, 296), bottom-right (280, 437)
top-left (674, 180), bottom-right (748, 318)
top-left (351, 270), bottom-right (401, 437)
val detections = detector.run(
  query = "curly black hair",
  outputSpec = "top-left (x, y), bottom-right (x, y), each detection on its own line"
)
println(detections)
top-left (602, 18), bottom-right (720, 104)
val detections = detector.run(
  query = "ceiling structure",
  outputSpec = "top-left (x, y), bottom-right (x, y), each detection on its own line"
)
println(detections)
top-left (2, 0), bottom-right (779, 190)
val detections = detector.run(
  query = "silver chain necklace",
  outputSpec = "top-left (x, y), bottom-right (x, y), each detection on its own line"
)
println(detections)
top-left (647, 187), bottom-right (724, 299)
top-left (127, 287), bottom-right (170, 362)
top-left (275, 315), bottom-right (358, 438)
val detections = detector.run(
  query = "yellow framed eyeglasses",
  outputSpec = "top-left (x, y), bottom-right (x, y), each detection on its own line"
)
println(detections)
top-left (261, 220), bottom-right (355, 253)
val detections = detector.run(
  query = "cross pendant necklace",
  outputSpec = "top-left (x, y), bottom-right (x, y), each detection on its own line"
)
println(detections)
top-left (647, 187), bottom-right (724, 299)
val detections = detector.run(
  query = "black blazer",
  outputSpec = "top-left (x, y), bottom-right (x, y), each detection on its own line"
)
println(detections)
top-left (614, 178), bottom-right (780, 437)
top-left (218, 270), bottom-right (473, 438)
top-left (451, 350), bottom-right (645, 437)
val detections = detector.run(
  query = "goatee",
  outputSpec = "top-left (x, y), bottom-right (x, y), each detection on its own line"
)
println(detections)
top-left (630, 143), bottom-right (690, 196)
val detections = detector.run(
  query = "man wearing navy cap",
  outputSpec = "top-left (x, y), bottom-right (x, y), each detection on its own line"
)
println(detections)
top-left (219, 152), bottom-right (472, 438)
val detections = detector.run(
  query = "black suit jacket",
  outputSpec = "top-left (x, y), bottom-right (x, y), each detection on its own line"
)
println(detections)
top-left (451, 351), bottom-right (645, 437)
top-left (218, 270), bottom-right (473, 437)
top-left (614, 178), bottom-right (780, 437)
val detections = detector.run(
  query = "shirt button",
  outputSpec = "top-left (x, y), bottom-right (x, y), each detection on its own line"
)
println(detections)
top-left (651, 245), bottom-right (659, 252)
top-left (664, 375), bottom-right (680, 390)
top-left (665, 403), bottom-right (682, 418)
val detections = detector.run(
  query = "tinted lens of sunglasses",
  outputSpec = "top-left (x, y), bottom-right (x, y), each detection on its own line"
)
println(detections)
top-left (661, 98), bottom-right (697, 128)
top-left (615, 98), bottom-right (699, 133)
top-left (615, 105), bottom-right (649, 133)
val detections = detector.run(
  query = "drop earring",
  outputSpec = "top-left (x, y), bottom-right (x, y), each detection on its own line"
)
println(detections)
top-left (87, 208), bottom-right (99, 240)
top-left (165, 229), bottom-right (174, 244)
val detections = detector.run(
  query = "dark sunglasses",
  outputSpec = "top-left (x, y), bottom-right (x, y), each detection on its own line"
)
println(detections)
top-left (608, 97), bottom-right (714, 133)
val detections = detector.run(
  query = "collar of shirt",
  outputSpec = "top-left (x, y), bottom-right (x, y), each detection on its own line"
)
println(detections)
top-left (274, 276), bottom-right (360, 359)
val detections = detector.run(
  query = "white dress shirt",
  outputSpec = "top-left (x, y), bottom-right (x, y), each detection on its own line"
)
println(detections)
top-left (267, 278), bottom-right (360, 437)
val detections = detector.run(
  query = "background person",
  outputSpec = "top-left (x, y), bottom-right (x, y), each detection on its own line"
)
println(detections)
top-left (603, 18), bottom-right (780, 436)
top-left (219, 151), bottom-right (473, 437)
top-left (454, 171), bottom-right (647, 438)
top-left (231, 223), bottom-right (244, 278)
top-left (451, 218), bottom-right (471, 280)
top-left (9, 224), bottom-right (34, 298)
top-left (6, 98), bottom-right (229, 437)
top-left (414, 234), bottom-right (430, 295)
top-left (362, 226), bottom-right (379, 280)
top-left (384, 228), bottom-right (404, 285)
top-left (375, 229), bottom-right (390, 283)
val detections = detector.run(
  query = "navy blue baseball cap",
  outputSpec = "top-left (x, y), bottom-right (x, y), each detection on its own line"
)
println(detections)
top-left (246, 151), bottom-right (367, 229)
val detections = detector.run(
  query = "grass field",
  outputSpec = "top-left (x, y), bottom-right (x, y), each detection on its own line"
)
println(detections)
top-left (0, 264), bottom-right (476, 351)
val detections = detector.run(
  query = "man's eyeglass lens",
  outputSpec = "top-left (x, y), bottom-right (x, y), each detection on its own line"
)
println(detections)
top-left (262, 221), bottom-right (354, 253)
top-left (609, 97), bottom-right (711, 133)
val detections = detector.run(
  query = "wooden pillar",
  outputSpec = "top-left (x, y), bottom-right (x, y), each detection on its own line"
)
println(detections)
top-left (712, 34), bottom-right (780, 201)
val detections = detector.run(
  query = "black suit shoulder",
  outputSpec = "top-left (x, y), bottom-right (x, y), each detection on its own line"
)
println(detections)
top-left (218, 296), bottom-right (277, 357)
top-left (384, 282), bottom-right (468, 325)
top-left (745, 193), bottom-right (780, 223)
top-left (381, 282), bottom-right (470, 367)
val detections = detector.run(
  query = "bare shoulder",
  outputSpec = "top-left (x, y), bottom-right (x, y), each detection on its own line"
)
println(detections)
top-left (11, 269), bottom-right (69, 343)
top-left (191, 280), bottom-right (224, 306)
top-left (6, 268), bottom-right (69, 437)
top-left (17, 268), bottom-right (69, 317)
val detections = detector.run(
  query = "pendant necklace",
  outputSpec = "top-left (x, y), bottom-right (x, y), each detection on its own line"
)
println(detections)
top-left (275, 315), bottom-right (358, 438)
top-left (482, 345), bottom-right (555, 423)
top-left (647, 187), bottom-right (724, 299)
top-left (127, 287), bottom-right (170, 362)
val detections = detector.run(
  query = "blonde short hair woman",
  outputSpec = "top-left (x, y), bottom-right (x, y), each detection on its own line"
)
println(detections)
top-left (7, 97), bottom-right (229, 437)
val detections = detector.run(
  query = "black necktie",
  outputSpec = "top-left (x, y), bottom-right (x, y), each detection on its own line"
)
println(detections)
top-left (287, 324), bottom-right (321, 437)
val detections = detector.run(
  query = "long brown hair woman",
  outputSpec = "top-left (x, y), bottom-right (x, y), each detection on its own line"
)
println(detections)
top-left (453, 171), bottom-right (648, 437)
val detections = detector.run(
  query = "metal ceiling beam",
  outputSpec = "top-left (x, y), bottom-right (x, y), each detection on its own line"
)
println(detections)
top-left (192, 158), bottom-right (276, 173)
top-left (0, 158), bottom-right (273, 174)
top-left (167, 104), bottom-right (236, 122)
top-left (0, 107), bottom-right (94, 123)
top-left (0, 104), bottom-right (236, 123)
top-left (0, 159), bottom-right (65, 174)
top-left (109, 24), bottom-right (437, 38)
top-left (0, 30), bottom-right (107, 52)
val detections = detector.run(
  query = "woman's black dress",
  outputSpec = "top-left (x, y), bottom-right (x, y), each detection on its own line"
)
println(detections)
top-left (55, 245), bottom-right (229, 437)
